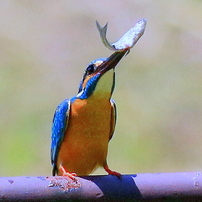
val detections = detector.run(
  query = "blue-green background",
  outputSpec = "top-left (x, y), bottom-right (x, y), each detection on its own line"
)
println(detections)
top-left (0, 1), bottom-right (202, 176)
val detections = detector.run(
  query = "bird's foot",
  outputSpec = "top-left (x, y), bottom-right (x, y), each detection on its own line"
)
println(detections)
top-left (47, 165), bottom-right (81, 190)
top-left (47, 176), bottom-right (81, 191)
top-left (59, 164), bottom-right (77, 181)
top-left (104, 165), bottom-right (121, 178)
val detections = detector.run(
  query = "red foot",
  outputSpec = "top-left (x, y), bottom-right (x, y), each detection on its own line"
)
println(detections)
top-left (59, 165), bottom-right (77, 181)
top-left (47, 165), bottom-right (80, 191)
top-left (104, 165), bottom-right (121, 178)
top-left (47, 176), bottom-right (81, 190)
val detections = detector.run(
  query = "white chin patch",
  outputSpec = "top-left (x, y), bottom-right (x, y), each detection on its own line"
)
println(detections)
top-left (94, 69), bottom-right (114, 94)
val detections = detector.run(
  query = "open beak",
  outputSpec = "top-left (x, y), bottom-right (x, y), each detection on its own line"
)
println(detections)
top-left (97, 49), bottom-right (128, 74)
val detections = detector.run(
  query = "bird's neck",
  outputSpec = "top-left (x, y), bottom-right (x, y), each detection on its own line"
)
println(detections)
top-left (76, 69), bottom-right (115, 100)
top-left (92, 69), bottom-right (115, 99)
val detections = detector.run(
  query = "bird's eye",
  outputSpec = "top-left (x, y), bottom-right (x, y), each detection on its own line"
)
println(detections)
top-left (86, 64), bottom-right (95, 75)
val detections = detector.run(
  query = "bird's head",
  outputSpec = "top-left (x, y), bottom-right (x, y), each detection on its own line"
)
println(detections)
top-left (77, 49), bottom-right (128, 99)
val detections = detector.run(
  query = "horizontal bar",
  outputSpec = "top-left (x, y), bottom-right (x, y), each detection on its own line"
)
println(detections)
top-left (0, 172), bottom-right (202, 201)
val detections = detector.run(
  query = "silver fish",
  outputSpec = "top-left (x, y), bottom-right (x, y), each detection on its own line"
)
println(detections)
top-left (96, 19), bottom-right (146, 51)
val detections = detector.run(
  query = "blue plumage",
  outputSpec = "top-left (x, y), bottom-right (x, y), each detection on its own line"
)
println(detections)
top-left (51, 99), bottom-right (70, 175)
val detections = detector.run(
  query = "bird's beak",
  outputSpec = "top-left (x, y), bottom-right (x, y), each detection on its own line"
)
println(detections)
top-left (97, 49), bottom-right (128, 74)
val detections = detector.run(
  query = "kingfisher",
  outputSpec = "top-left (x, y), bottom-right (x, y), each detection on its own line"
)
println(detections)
top-left (51, 49), bottom-right (128, 179)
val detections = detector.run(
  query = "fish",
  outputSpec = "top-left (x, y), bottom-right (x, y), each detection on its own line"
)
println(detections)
top-left (96, 19), bottom-right (146, 51)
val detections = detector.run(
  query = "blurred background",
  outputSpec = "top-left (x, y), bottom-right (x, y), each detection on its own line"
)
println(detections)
top-left (0, 0), bottom-right (202, 176)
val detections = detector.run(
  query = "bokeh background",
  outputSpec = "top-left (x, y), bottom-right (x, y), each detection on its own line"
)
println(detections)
top-left (0, 1), bottom-right (202, 176)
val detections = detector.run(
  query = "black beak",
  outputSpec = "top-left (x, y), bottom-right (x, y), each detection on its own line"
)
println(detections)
top-left (97, 49), bottom-right (128, 74)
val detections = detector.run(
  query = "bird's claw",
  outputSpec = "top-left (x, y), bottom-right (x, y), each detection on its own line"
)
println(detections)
top-left (59, 165), bottom-right (77, 181)
top-left (104, 165), bottom-right (122, 178)
top-left (47, 176), bottom-right (81, 191)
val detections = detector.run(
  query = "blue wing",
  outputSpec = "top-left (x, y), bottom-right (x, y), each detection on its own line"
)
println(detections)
top-left (51, 99), bottom-right (71, 175)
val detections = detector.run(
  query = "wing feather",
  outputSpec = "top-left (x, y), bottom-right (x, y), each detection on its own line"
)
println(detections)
top-left (51, 99), bottom-right (71, 175)
top-left (109, 99), bottom-right (117, 140)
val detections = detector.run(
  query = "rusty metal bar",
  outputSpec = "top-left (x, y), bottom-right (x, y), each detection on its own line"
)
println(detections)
top-left (0, 172), bottom-right (202, 201)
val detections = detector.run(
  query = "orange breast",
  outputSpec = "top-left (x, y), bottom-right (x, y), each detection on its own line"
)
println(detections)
top-left (57, 93), bottom-right (112, 175)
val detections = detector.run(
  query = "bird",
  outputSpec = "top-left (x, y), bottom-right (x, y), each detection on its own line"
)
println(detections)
top-left (51, 49), bottom-right (128, 179)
